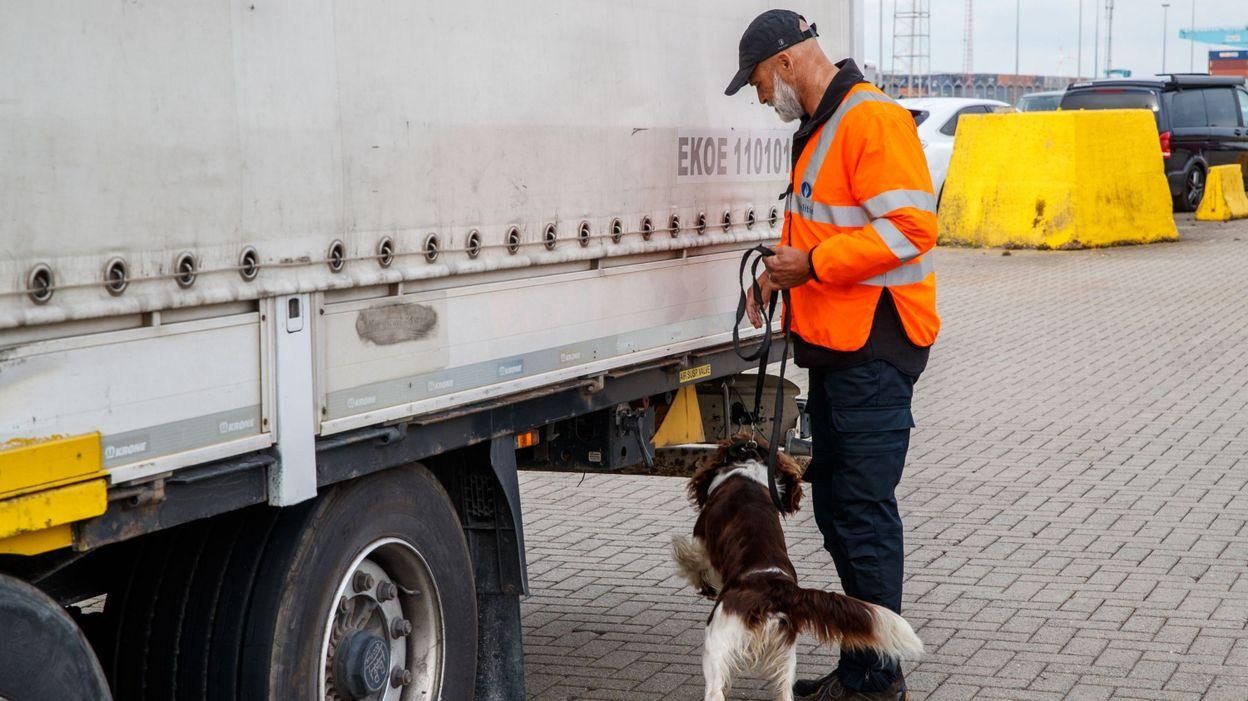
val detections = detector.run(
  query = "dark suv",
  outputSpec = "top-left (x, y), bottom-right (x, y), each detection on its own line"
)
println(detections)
top-left (1060, 75), bottom-right (1248, 211)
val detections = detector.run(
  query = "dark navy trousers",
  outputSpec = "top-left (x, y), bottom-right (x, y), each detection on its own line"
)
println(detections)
top-left (804, 360), bottom-right (917, 692)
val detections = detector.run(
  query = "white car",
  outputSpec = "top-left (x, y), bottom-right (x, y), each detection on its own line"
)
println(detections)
top-left (899, 97), bottom-right (1009, 202)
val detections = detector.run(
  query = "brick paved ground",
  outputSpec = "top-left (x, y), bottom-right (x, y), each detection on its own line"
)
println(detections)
top-left (519, 215), bottom-right (1248, 700)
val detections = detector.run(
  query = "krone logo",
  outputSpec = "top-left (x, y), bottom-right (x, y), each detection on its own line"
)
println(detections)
top-left (219, 418), bottom-right (256, 434)
top-left (104, 441), bottom-right (148, 460)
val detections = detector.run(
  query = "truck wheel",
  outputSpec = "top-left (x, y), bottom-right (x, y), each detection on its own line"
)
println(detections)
top-left (106, 526), bottom-right (178, 697)
top-left (98, 508), bottom-right (276, 700)
top-left (0, 573), bottom-right (112, 701)
top-left (240, 464), bottom-right (477, 700)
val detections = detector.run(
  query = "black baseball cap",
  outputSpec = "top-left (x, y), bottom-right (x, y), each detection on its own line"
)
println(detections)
top-left (725, 10), bottom-right (819, 96)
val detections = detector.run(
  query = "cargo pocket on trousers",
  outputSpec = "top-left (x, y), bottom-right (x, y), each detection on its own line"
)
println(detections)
top-left (830, 406), bottom-right (915, 456)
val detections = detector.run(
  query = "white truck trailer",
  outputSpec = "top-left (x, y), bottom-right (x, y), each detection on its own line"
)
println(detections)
top-left (0, 2), bottom-right (862, 698)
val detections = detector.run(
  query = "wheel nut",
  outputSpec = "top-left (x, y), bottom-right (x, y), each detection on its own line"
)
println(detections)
top-left (337, 597), bottom-right (350, 616)
top-left (391, 667), bottom-right (413, 688)
top-left (390, 617), bottom-right (413, 638)
top-left (352, 571), bottom-right (375, 593)
top-left (376, 580), bottom-right (398, 602)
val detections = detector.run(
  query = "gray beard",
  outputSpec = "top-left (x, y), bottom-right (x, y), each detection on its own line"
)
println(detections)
top-left (772, 75), bottom-right (804, 123)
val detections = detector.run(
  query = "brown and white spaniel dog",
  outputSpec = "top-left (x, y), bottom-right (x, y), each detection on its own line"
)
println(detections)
top-left (672, 438), bottom-right (923, 701)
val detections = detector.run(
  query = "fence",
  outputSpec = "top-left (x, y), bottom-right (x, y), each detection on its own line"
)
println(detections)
top-left (878, 73), bottom-right (1080, 104)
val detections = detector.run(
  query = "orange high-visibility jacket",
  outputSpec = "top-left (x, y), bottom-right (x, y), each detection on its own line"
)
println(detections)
top-left (783, 82), bottom-right (940, 351)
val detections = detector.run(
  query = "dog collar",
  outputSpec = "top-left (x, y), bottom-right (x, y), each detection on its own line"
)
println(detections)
top-left (737, 566), bottom-right (794, 581)
top-left (706, 460), bottom-right (775, 498)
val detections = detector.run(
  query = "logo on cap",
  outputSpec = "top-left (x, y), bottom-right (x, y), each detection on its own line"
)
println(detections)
top-left (801, 182), bottom-right (813, 198)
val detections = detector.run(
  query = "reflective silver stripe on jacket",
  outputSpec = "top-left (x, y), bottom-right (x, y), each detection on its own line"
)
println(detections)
top-left (873, 218), bottom-right (921, 262)
top-left (862, 254), bottom-right (934, 287)
top-left (863, 189), bottom-right (937, 218)
top-left (791, 197), bottom-right (870, 227)
top-left (793, 189), bottom-right (935, 228)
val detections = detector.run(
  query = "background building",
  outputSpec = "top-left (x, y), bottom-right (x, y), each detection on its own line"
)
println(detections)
top-left (877, 72), bottom-right (1080, 103)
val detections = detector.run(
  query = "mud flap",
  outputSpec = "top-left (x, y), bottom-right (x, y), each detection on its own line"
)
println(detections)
top-left (444, 436), bottom-right (527, 701)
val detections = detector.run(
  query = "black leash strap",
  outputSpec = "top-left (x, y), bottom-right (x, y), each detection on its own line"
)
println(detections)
top-left (732, 246), bottom-right (792, 512)
top-left (732, 245), bottom-right (778, 364)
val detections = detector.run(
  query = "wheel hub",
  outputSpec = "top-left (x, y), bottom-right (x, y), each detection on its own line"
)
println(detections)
top-left (335, 630), bottom-right (391, 699)
top-left (320, 541), bottom-right (444, 700)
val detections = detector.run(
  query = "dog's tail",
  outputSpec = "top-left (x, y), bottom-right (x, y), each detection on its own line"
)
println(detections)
top-left (790, 588), bottom-right (924, 663)
top-left (670, 535), bottom-right (720, 596)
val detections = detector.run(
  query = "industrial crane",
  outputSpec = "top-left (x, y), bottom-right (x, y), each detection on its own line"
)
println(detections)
top-left (1179, 26), bottom-right (1248, 48)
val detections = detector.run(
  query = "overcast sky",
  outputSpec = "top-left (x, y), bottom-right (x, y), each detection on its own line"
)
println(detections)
top-left (862, 0), bottom-right (1247, 79)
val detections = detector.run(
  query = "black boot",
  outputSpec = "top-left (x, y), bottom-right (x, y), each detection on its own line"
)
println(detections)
top-left (797, 671), bottom-right (908, 701)
top-left (794, 671), bottom-right (838, 698)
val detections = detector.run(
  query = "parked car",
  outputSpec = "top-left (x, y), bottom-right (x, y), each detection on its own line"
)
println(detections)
top-left (1017, 90), bottom-right (1066, 112)
top-left (1060, 75), bottom-right (1248, 211)
top-left (899, 97), bottom-right (1010, 202)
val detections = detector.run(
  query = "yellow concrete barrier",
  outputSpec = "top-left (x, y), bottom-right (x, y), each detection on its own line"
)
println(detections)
top-left (1195, 165), bottom-right (1248, 222)
top-left (938, 109), bottom-right (1179, 249)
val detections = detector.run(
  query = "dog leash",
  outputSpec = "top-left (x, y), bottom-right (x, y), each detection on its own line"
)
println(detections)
top-left (732, 245), bottom-right (792, 512)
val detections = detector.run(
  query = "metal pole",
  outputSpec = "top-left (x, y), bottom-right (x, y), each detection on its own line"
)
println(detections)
top-left (880, 0), bottom-right (885, 82)
top-left (1190, 0), bottom-right (1196, 72)
top-left (1093, 0), bottom-right (1100, 78)
top-left (1078, 0), bottom-right (1084, 78)
top-left (964, 0), bottom-right (974, 75)
top-left (1162, 4), bottom-right (1170, 74)
top-left (1106, 0), bottom-right (1114, 76)
top-left (890, 0), bottom-right (897, 92)
top-left (1015, 0), bottom-right (1021, 102)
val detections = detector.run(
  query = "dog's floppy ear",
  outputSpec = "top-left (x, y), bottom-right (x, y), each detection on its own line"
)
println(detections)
top-left (687, 442), bottom-right (731, 509)
top-left (775, 450), bottom-right (804, 515)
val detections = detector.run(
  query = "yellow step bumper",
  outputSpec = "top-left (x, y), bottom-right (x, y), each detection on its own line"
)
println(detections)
top-left (0, 434), bottom-right (107, 555)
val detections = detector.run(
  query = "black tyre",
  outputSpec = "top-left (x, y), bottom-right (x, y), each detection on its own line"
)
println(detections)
top-left (240, 464), bottom-right (477, 700)
top-left (1176, 164), bottom-right (1206, 212)
top-left (100, 508), bottom-right (281, 701)
top-left (201, 508), bottom-right (282, 700)
top-left (174, 510), bottom-right (256, 700)
top-left (141, 526), bottom-right (206, 695)
top-left (0, 573), bottom-right (112, 701)
top-left (106, 527), bottom-right (176, 698)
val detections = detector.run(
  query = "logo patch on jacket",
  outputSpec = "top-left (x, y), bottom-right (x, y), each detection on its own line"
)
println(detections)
top-left (801, 181), bottom-right (813, 198)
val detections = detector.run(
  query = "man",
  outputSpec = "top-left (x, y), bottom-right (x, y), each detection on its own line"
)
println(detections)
top-left (728, 9), bottom-right (939, 701)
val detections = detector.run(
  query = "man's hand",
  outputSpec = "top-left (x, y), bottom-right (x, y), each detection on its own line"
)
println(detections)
top-left (762, 245), bottom-right (812, 289)
top-left (745, 273), bottom-right (775, 329)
